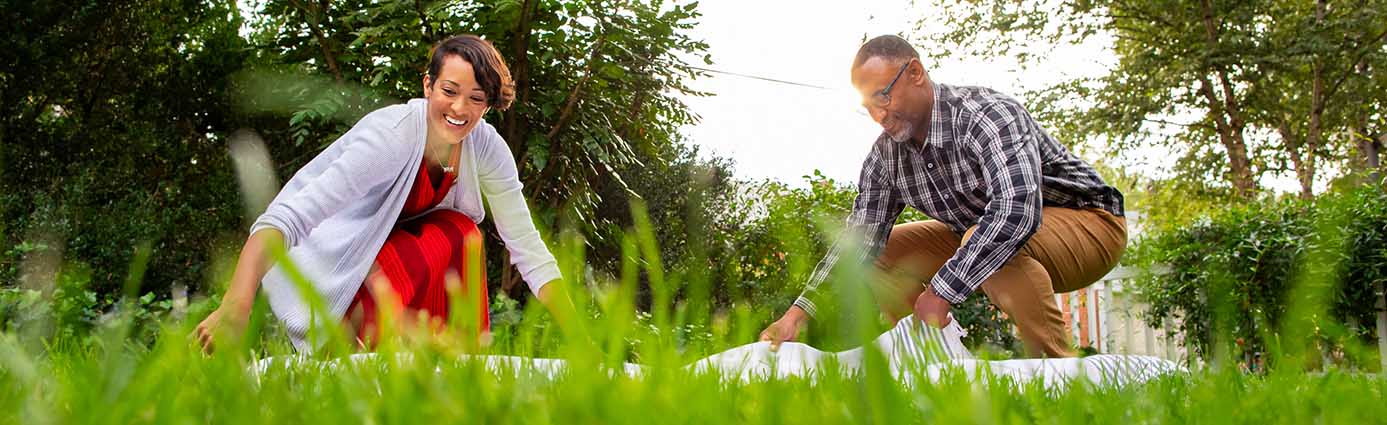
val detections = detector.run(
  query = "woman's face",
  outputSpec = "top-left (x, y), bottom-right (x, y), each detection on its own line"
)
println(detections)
top-left (423, 54), bottom-right (489, 145)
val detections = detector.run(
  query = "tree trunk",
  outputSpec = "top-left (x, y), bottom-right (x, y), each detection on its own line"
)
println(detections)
top-left (1198, 0), bottom-right (1257, 197)
top-left (1298, 62), bottom-right (1324, 199)
top-left (1226, 127), bottom-right (1256, 196)
top-left (498, 0), bottom-right (538, 295)
top-left (500, 250), bottom-right (523, 293)
top-left (1348, 111), bottom-right (1381, 186)
top-left (1278, 121), bottom-right (1308, 194)
top-left (1198, 76), bottom-right (1257, 196)
top-left (1295, 0), bottom-right (1330, 200)
top-left (290, 0), bottom-right (343, 84)
top-left (413, 0), bottom-right (435, 42)
top-left (502, 0), bottom-right (536, 165)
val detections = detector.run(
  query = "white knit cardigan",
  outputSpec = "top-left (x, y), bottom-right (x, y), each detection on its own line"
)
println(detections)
top-left (251, 99), bottom-right (561, 352)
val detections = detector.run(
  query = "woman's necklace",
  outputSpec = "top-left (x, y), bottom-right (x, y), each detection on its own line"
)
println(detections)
top-left (432, 142), bottom-right (455, 174)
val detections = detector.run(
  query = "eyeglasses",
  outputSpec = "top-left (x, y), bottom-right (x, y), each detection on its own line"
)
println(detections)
top-left (868, 59), bottom-right (913, 109)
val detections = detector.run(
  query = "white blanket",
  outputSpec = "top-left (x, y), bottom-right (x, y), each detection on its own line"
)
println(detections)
top-left (252, 315), bottom-right (1183, 388)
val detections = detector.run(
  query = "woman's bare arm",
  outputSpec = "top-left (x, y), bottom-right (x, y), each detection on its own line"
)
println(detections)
top-left (193, 228), bottom-right (283, 353)
top-left (535, 279), bottom-right (591, 343)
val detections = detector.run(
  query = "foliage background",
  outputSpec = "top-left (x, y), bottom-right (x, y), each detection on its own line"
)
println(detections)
top-left (2, 0), bottom-right (1384, 367)
top-left (1128, 186), bottom-right (1385, 369)
top-left (0, 0), bottom-right (1025, 354)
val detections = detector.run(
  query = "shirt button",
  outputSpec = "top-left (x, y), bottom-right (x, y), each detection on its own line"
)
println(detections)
top-left (927, 163), bottom-right (935, 169)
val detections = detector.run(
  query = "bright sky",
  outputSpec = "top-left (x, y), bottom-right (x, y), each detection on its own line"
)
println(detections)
top-left (677, 0), bottom-right (1309, 193)
top-left (676, 0), bottom-right (1111, 186)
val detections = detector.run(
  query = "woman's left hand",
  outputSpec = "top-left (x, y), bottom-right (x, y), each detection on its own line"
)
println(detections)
top-left (536, 280), bottom-right (593, 343)
top-left (191, 301), bottom-right (250, 354)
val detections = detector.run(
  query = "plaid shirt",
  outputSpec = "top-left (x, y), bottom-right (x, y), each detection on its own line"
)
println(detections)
top-left (793, 83), bottom-right (1124, 318)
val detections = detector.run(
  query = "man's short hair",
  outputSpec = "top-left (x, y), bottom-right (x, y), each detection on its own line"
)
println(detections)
top-left (853, 35), bottom-right (920, 69)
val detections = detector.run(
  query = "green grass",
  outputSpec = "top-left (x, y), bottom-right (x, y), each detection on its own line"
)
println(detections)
top-left (3, 236), bottom-right (1384, 425)
top-left (2, 324), bottom-right (1385, 424)
top-left (4, 199), bottom-right (1385, 424)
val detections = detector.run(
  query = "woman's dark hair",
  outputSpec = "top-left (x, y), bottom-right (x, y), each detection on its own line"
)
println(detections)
top-left (427, 34), bottom-right (515, 111)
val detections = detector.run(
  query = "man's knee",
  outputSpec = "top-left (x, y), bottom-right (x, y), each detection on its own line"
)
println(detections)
top-left (878, 220), bottom-right (960, 266)
top-left (870, 221), bottom-right (960, 317)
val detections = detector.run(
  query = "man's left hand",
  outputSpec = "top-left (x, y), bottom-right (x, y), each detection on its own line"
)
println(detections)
top-left (913, 287), bottom-right (952, 328)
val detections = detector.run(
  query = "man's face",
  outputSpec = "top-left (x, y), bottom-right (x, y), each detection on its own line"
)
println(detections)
top-left (852, 56), bottom-right (928, 143)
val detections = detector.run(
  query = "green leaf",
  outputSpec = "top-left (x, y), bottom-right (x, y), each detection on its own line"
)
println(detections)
top-left (600, 63), bottom-right (626, 79)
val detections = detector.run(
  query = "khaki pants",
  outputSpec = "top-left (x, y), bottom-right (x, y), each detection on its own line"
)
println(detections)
top-left (869, 207), bottom-right (1127, 358)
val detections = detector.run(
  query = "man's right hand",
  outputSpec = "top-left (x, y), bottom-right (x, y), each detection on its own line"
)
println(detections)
top-left (758, 306), bottom-right (809, 352)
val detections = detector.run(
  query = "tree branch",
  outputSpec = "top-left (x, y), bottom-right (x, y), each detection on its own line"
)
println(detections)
top-left (546, 37), bottom-right (606, 142)
top-left (1109, 1), bottom-right (1180, 31)
top-left (1143, 117), bottom-right (1207, 129)
top-left (503, 0), bottom-right (536, 161)
top-left (1198, 0), bottom-right (1246, 131)
top-left (289, 0), bottom-right (343, 84)
top-left (414, 0), bottom-right (434, 42)
top-left (528, 37), bottom-right (608, 189)
top-left (1196, 76), bottom-right (1231, 136)
top-left (1323, 26), bottom-right (1387, 103)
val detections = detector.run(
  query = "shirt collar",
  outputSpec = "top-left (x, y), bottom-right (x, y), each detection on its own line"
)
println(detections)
top-left (923, 81), bottom-right (951, 148)
top-left (890, 81), bottom-right (948, 151)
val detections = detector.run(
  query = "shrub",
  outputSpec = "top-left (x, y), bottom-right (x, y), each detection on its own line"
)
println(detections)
top-left (1129, 186), bottom-right (1386, 369)
top-left (587, 158), bottom-right (1020, 353)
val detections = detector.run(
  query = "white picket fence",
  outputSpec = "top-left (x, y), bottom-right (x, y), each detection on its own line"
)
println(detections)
top-left (1057, 265), bottom-right (1187, 362)
top-left (1073, 266), bottom-right (1387, 371)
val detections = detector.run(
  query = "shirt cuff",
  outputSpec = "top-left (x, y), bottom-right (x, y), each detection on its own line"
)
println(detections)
top-left (250, 219), bottom-right (297, 247)
top-left (792, 296), bottom-right (819, 319)
top-left (522, 262), bottom-right (563, 296)
top-left (928, 271), bottom-right (971, 305)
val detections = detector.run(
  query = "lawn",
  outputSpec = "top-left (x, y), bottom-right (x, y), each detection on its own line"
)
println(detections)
top-left (4, 204), bottom-right (1385, 425)
top-left (3, 301), bottom-right (1384, 425)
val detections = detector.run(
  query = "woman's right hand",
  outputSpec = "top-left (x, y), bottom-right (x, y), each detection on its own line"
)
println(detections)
top-left (193, 229), bottom-right (281, 354)
top-left (758, 306), bottom-right (809, 352)
top-left (193, 300), bottom-right (251, 354)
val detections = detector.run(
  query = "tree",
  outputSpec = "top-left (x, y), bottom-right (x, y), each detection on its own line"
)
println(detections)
top-left (913, 0), bottom-right (1387, 199)
top-left (0, 0), bottom-right (252, 296)
top-left (1254, 0), bottom-right (1387, 198)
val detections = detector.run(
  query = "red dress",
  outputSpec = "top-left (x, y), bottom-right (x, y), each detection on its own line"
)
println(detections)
top-left (346, 158), bottom-right (490, 346)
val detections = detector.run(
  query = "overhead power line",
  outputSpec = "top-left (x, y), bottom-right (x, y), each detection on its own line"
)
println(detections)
top-left (688, 65), bottom-right (832, 90)
top-left (607, 40), bottom-right (832, 90)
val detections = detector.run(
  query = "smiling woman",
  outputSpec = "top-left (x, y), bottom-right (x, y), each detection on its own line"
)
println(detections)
top-left (422, 34), bottom-right (516, 170)
top-left (193, 35), bottom-right (581, 353)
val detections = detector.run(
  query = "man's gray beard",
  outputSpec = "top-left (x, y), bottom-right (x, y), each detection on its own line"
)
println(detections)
top-left (887, 120), bottom-right (915, 143)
